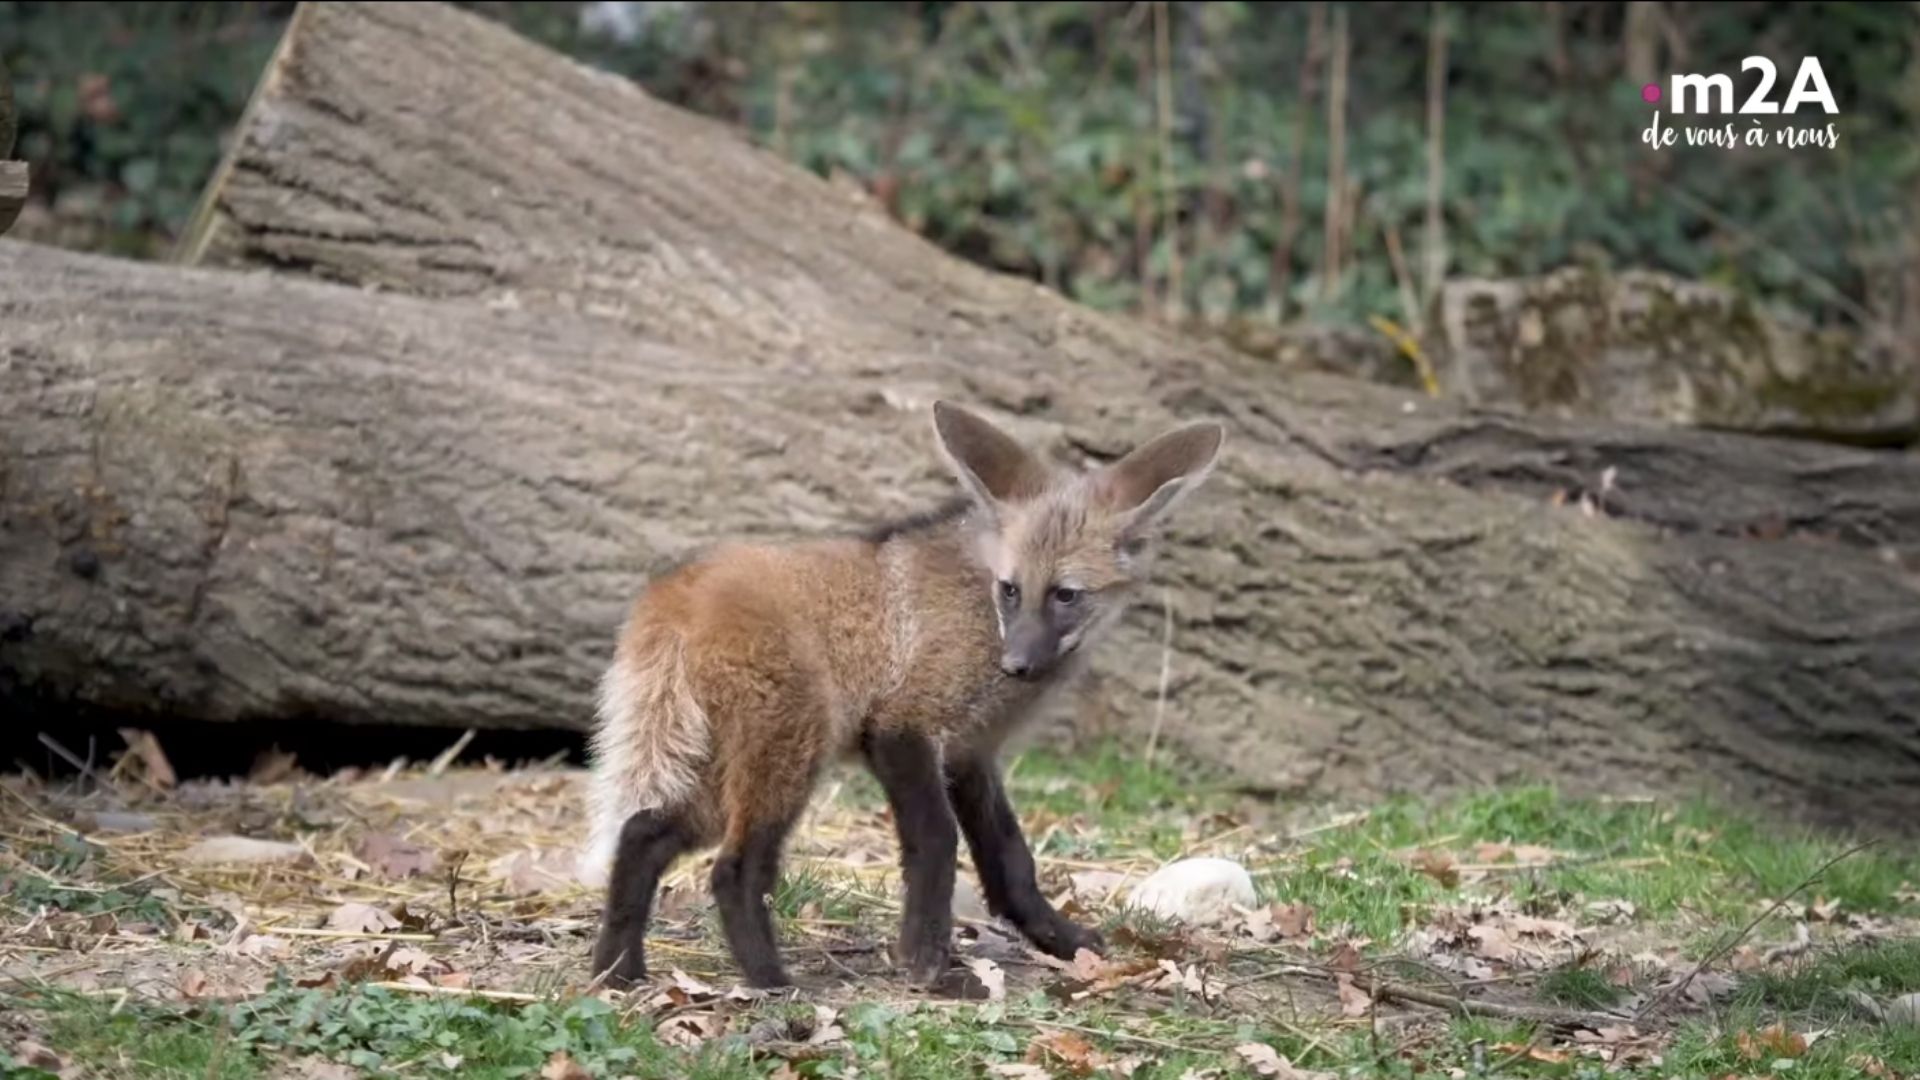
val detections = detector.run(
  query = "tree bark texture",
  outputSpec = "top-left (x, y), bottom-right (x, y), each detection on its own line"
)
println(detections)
top-left (0, 63), bottom-right (23, 237)
top-left (3, 1), bottom-right (1914, 830)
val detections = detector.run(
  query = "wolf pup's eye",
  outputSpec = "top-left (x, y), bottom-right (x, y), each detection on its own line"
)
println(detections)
top-left (998, 580), bottom-right (1020, 602)
top-left (1051, 586), bottom-right (1082, 606)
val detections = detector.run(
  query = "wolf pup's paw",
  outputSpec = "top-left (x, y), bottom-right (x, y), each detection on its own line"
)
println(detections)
top-left (1030, 916), bottom-right (1105, 961)
top-left (896, 938), bottom-right (953, 988)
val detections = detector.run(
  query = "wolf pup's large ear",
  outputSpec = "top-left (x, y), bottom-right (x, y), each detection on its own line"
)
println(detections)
top-left (932, 401), bottom-right (1051, 519)
top-left (1098, 420), bottom-right (1225, 544)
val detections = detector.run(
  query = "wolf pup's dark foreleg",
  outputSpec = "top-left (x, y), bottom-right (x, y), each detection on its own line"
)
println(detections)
top-left (861, 729), bottom-right (960, 986)
top-left (945, 754), bottom-right (1103, 960)
top-left (592, 808), bottom-right (695, 988)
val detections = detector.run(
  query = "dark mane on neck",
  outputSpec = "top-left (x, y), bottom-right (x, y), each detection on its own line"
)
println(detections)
top-left (858, 496), bottom-right (972, 544)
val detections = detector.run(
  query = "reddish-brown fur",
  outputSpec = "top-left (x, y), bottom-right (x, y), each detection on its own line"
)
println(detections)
top-left (586, 402), bottom-right (1223, 989)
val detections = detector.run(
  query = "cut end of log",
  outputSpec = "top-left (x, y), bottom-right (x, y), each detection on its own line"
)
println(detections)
top-left (0, 160), bottom-right (29, 237)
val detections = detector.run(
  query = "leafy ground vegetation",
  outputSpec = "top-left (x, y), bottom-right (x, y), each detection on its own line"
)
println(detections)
top-left (3, 736), bottom-right (1917, 1078)
top-left (4, 2), bottom-right (1915, 328)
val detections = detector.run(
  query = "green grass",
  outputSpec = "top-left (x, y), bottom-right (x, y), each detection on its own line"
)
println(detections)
top-left (1538, 963), bottom-right (1627, 1010)
top-left (1739, 938), bottom-right (1920, 1017)
top-left (13, 943), bottom-right (1920, 1080)
top-left (8, 984), bottom-right (754, 1080)
top-left (0, 833), bottom-right (181, 928)
top-left (1663, 1009), bottom-right (1920, 1080)
top-left (10, 742), bottom-right (1919, 1079)
top-left (1240, 784), bottom-right (1920, 943)
top-left (772, 864), bottom-right (868, 924)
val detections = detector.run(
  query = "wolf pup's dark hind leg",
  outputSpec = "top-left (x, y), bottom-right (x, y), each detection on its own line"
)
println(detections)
top-left (710, 813), bottom-right (802, 988)
top-left (945, 754), bottom-right (1102, 960)
top-left (592, 808), bottom-right (696, 988)
top-left (861, 729), bottom-right (960, 986)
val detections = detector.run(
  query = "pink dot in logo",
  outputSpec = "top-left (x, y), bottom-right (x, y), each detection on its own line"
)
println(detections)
top-left (1641, 82), bottom-right (1662, 104)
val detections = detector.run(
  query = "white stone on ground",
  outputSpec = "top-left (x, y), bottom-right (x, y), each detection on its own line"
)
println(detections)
top-left (1124, 857), bottom-right (1256, 925)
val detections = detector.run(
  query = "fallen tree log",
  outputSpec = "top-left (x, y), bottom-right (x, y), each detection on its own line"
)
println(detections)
top-left (7, 239), bottom-right (1920, 830)
top-left (176, 2), bottom-right (1920, 555)
top-left (4, 1), bottom-right (1914, 829)
top-left (0, 66), bottom-right (24, 237)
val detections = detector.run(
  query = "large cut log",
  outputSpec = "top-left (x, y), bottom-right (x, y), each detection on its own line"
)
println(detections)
top-left (9, 238), bottom-right (1920, 831)
top-left (175, 2), bottom-right (1920, 554)
top-left (0, 62), bottom-right (25, 237)
top-left (7, 0), bottom-right (1913, 829)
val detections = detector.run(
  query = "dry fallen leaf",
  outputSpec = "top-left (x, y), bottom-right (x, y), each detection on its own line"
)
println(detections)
top-left (1068, 870), bottom-right (1129, 904)
top-left (656, 1011), bottom-right (724, 1050)
top-left (249, 746), bottom-right (300, 784)
top-left (118, 728), bottom-right (177, 789)
top-left (386, 946), bottom-right (447, 976)
top-left (1233, 1043), bottom-right (1336, 1080)
top-left (237, 934), bottom-right (290, 960)
top-left (11, 1039), bottom-right (66, 1074)
top-left (806, 1005), bottom-right (845, 1047)
top-left (1327, 940), bottom-right (1364, 973)
top-left (1336, 973), bottom-right (1371, 1018)
top-left (1241, 901), bottom-right (1315, 943)
top-left (1848, 1054), bottom-right (1899, 1079)
top-left (987, 1065), bottom-right (1052, 1079)
top-left (1735, 1023), bottom-right (1807, 1061)
top-left (328, 902), bottom-right (401, 934)
top-left (1586, 898), bottom-right (1638, 924)
top-left (1236, 1043), bottom-right (1284, 1075)
top-left (490, 848), bottom-right (576, 897)
top-left (1027, 1030), bottom-right (1108, 1076)
top-left (1410, 849), bottom-right (1460, 887)
top-left (355, 832), bottom-right (439, 880)
top-left (539, 1050), bottom-right (592, 1080)
top-left (965, 957), bottom-right (1007, 1002)
top-left (672, 969), bottom-right (718, 998)
top-left (1493, 1042), bottom-right (1570, 1065)
top-left (1468, 924), bottom-right (1516, 962)
top-left (179, 970), bottom-right (209, 999)
top-left (1509, 914), bottom-right (1577, 940)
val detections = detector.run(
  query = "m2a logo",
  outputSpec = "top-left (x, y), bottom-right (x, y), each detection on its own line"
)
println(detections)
top-left (1666, 57), bottom-right (1838, 115)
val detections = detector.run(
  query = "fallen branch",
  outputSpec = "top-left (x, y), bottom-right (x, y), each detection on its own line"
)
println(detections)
top-left (1352, 973), bottom-right (1626, 1032)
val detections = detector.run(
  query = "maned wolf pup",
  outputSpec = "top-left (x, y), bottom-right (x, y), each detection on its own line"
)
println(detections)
top-left (584, 401), bottom-right (1224, 989)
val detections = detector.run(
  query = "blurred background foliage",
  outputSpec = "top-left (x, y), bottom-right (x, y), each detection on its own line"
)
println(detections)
top-left (3, 1), bottom-right (1916, 332)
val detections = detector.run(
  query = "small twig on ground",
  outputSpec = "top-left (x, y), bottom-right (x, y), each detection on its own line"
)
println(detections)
top-left (1763, 922), bottom-right (1814, 965)
top-left (817, 944), bottom-right (865, 980)
top-left (36, 734), bottom-right (104, 791)
top-left (1634, 840), bottom-right (1874, 1023)
top-left (446, 849), bottom-right (469, 923)
top-left (1350, 973), bottom-right (1622, 1032)
top-left (427, 730), bottom-right (476, 777)
top-left (1219, 963), bottom-right (1324, 995)
top-left (579, 952), bottom-right (623, 999)
top-left (1282, 810), bottom-right (1370, 843)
